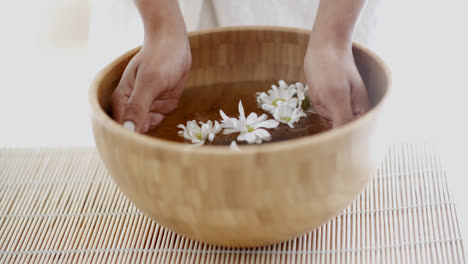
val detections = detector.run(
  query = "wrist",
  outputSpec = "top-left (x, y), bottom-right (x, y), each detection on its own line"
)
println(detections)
top-left (309, 0), bottom-right (365, 52)
top-left (144, 21), bottom-right (187, 45)
top-left (136, 0), bottom-right (187, 44)
top-left (308, 24), bottom-right (353, 52)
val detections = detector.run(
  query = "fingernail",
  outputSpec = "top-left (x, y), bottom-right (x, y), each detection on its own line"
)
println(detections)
top-left (123, 121), bottom-right (135, 131)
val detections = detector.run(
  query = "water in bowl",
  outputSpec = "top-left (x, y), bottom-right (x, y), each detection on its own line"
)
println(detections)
top-left (147, 81), bottom-right (331, 145)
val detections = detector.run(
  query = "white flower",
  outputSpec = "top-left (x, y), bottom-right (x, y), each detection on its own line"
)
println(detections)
top-left (177, 120), bottom-right (221, 146)
top-left (273, 103), bottom-right (307, 128)
top-left (295, 82), bottom-right (308, 105)
top-left (230, 141), bottom-right (240, 151)
top-left (219, 100), bottom-right (279, 144)
top-left (256, 80), bottom-right (298, 114)
top-left (201, 120), bottom-right (222, 141)
top-left (295, 82), bottom-right (316, 114)
top-left (278, 80), bottom-right (288, 89)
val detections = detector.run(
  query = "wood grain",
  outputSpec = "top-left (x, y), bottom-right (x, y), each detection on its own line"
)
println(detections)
top-left (89, 26), bottom-right (392, 247)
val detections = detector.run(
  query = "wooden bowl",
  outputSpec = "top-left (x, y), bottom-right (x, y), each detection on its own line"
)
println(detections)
top-left (89, 27), bottom-right (391, 247)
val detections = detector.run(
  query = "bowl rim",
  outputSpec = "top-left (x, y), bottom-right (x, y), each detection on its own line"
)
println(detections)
top-left (89, 26), bottom-right (392, 155)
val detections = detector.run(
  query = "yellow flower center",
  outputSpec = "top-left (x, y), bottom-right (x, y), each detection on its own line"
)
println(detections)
top-left (196, 133), bottom-right (203, 140)
top-left (247, 126), bottom-right (254, 132)
top-left (272, 98), bottom-right (286, 107)
top-left (281, 117), bottom-right (291, 122)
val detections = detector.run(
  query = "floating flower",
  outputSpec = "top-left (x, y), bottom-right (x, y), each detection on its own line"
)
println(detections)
top-left (294, 82), bottom-right (307, 104)
top-left (256, 80), bottom-right (298, 114)
top-left (294, 82), bottom-right (314, 113)
top-left (220, 100), bottom-right (279, 144)
top-left (273, 103), bottom-right (307, 128)
top-left (177, 120), bottom-right (221, 146)
top-left (201, 120), bottom-right (222, 141)
top-left (177, 80), bottom-right (313, 147)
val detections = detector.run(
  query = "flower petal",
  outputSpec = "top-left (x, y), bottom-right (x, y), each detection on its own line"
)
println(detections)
top-left (208, 133), bottom-right (215, 142)
top-left (183, 131), bottom-right (191, 140)
top-left (256, 114), bottom-right (268, 123)
top-left (192, 141), bottom-right (204, 147)
top-left (257, 92), bottom-right (273, 105)
top-left (260, 93), bottom-right (272, 103)
top-left (238, 100), bottom-right (246, 120)
top-left (230, 141), bottom-right (240, 151)
top-left (187, 120), bottom-right (200, 132)
top-left (219, 109), bottom-right (230, 122)
top-left (288, 98), bottom-right (299, 107)
top-left (246, 112), bottom-right (258, 125)
top-left (220, 121), bottom-right (234, 129)
top-left (295, 82), bottom-right (304, 91)
top-left (278, 80), bottom-right (288, 88)
top-left (255, 119), bottom-right (279, 129)
top-left (213, 121), bottom-right (222, 133)
top-left (236, 119), bottom-right (248, 133)
top-left (288, 86), bottom-right (297, 97)
top-left (244, 132), bottom-right (257, 144)
top-left (191, 138), bottom-right (204, 144)
top-left (254, 128), bottom-right (271, 140)
top-left (223, 128), bottom-right (239, 135)
top-left (201, 124), bottom-right (209, 139)
top-left (273, 110), bottom-right (281, 122)
top-left (261, 104), bottom-right (276, 113)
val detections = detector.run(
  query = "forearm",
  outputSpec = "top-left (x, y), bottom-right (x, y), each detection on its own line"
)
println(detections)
top-left (134, 0), bottom-right (186, 42)
top-left (311, 0), bottom-right (366, 48)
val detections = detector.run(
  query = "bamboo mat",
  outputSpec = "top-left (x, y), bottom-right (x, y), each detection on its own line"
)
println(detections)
top-left (0, 144), bottom-right (465, 264)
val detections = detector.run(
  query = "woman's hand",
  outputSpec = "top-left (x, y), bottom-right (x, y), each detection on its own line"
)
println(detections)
top-left (111, 26), bottom-right (191, 133)
top-left (304, 37), bottom-right (371, 127)
top-left (111, 0), bottom-right (190, 133)
top-left (304, 0), bottom-right (370, 127)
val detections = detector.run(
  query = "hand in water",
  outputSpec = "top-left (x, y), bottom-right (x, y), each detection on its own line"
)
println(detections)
top-left (111, 27), bottom-right (191, 133)
top-left (304, 38), bottom-right (371, 127)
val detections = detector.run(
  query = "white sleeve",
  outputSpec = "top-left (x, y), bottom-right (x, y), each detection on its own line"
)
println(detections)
top-left (210, 0), bottom-right (383, 48)
top-left (211, 0), bottom-right (318, 29)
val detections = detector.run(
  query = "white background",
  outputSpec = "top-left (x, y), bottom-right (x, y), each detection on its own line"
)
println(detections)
top-left (1, 0), bottom-right (467, 146)
top-left (0, 0), bottom-right (467, 244)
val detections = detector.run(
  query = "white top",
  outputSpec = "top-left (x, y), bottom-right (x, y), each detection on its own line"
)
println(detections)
top-left (88, 0), bottom-right (382, 73)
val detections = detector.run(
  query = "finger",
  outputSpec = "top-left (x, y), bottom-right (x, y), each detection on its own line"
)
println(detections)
top-left (308, 87), bottom-right (332, 120)
top-left (149, 70), bottom-right (189, 114)
top-left (324, 86), bottom-right (354, 128)
top-left (350, 74), bottom-right (371, 117)
top-left (310, 101), bottom-right (332, 121)
top-left (157, 70), bottom-right (189, 100)
top-left (111, 57), bottom-right (140, 123)
top-left (331, 103), bottom-right (353, 127)
top-left (150, 99), bottom-right (179, 115)
top-left (110, 88), bottom-right (127, 124)
top-left (122, 81), bottom-right (155, 133)
top-left (142, 112), bottom-right (165, 133)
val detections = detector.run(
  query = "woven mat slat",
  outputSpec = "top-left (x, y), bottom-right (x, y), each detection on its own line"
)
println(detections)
top-left (0, 144), bottom-right (465, 263)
